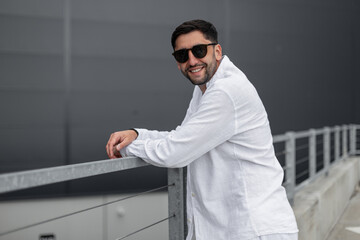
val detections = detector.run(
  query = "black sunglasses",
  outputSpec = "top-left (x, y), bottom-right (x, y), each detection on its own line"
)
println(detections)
top-left (172, 43), bottom-right (217, 63)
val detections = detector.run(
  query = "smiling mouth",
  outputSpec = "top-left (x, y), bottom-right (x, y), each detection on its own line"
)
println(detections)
top-left (190, 68), bottom-right (202, 73)
top-left (187, 64), bottom-right (206, 73)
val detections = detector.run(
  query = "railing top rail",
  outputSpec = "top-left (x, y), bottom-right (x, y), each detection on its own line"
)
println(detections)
top-left (273, 134), bottom-right (289, 143)
top-left (0, 157), bottom-right (149, 194)
top-left (273, 124), bottom-right (359, 144)
top-left (294, 130), bottom-right (311, 138)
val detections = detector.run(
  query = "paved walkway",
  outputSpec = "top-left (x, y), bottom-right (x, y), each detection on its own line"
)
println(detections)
top-left (327, 185), bottom-right (360, 240)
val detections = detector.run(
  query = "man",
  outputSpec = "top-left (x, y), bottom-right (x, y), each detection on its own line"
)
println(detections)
top-left (106, 19), bottom-right (298, 240)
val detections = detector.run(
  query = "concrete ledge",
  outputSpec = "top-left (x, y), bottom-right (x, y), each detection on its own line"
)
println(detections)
top-left (292, 157), bottom-right (360, 240)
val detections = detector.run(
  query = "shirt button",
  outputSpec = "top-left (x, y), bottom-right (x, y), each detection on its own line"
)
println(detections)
top-left (187, 218), bottom-right (191, 223)
top-left (191, 193), bottom-right (195, 197)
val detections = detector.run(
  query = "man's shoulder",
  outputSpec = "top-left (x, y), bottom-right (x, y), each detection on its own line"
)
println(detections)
top-left (207, 55), bottom-right (259, 100)
top-left (212, 69), bottom-right (255, 97)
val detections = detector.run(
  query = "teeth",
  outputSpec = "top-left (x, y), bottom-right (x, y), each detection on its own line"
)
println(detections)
top-left (191, 68), bottom-right (202, 73)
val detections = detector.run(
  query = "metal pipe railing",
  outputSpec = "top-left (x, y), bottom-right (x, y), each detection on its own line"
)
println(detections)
top-left (0, 157), bottom-right (149, 194)
top-left (0, 157), bottom-right (186, 240)
top-left (273, 124), bottom-right (360, 202)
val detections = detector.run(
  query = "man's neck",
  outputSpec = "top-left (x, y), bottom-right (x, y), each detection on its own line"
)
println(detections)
top-left (199, 84), bottom-right (206, 94)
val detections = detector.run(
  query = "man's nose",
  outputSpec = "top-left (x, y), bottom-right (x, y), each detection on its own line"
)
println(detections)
top-left (187, 50), bottom-right (199, 65)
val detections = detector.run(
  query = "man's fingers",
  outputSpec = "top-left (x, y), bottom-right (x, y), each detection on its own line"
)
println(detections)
top-left (106, 133), bottom-right (119, 158)
top-left (106, 140), bottom-right (111, 157)
top-left (112, 146), bottom-right (121, 158)
top-left (116, 141), bottom-right (126, 151)
top-left (107, 133), bottom-right (125, 158)
top-left (106, 142), bottom-right (110, 158)
top-left (116, 136), bottom-right (133, 151)
top-left (106, 130), bottom-right (137, 159)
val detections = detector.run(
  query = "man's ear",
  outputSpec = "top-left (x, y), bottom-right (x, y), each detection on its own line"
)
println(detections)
top-left (215, 44), bottom-right (222, 61)
top-left (177, 62), bottom-right (181, 70)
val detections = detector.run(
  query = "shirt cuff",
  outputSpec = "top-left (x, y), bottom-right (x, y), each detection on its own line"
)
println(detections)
top-left (119, 146), bottom-right (129, 157)
top-left (133, 128), bottom-right (148, 140)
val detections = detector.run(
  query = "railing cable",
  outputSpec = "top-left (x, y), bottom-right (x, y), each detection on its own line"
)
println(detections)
top-left (296, 143), bottom-right (309, 151)
top-left (275, 150), bottom-right (287, 157)
top-left (0, 184), bottom-right (173, 237)
top-left (296, 156), bottom-right (309, 165)
top-left (296, 169), bottom-right (309, 180)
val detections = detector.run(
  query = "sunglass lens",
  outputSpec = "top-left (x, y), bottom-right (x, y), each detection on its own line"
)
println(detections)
top-left (192, 45), bottom-right (207, 59)
top-left (174, 50), bottom-right (188, 63)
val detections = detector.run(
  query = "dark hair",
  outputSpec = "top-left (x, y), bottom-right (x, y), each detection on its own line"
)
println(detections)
top-left (171, 19), bottom-right (218, 49)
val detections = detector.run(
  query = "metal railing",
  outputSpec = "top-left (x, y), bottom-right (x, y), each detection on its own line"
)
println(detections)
top-left (273, 124), bottom-right (360, 202)
top-left (0, 158), bottom-right (186, 240)
top-left (0, 124), bottom-right (359, 239)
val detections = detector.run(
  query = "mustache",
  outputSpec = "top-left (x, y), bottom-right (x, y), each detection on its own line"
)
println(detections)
top-left (186, 63), bottom-right (207, 72)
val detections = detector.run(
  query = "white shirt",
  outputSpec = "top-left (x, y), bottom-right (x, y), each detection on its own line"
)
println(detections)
top-left (120, 56), bottom-right (298, 240)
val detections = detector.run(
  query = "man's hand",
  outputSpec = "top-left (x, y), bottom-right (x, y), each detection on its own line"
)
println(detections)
top-left (106, 130), bottom-right (138, 159)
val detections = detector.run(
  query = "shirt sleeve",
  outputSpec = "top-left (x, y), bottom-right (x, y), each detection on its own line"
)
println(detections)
top-left (121, 88), bottom-right (236, 168)
top-left (135, 128), bottom-right (170, 140)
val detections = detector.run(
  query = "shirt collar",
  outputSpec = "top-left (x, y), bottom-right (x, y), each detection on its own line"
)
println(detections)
top-left (206, 55), bottom-right (229, 89)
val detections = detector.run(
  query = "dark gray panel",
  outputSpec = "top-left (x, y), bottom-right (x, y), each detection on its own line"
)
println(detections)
top-left (71, 56), bottom-right (186, 92)
top-left (69, 90), bottom-right (191, 131)
top-left (0, 53), bottom-right (64, 90)
top-left (71, 0), bottom-right (219, 25)
top-left (0, 92), bottom-right (64, 126)
top-left (0, 0), bottom-right (63, 18)
top-left (0, 128), bottom-right (65, 173)
top-left (72, 21), bottom-right (173, 59)
top-left (0, 14), bottom-right (63, 54)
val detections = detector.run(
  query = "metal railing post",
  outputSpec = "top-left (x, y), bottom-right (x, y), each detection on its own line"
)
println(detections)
top-left (357, 125), bottom-right (360, 155)
top-left (350, 125), bottom-right (357, 155)
top-left (285, 132), bottom-right (296, 203)
top-left (342, 125), bottom-right (348, 158)
top-left (309, 129), bottom-right (316, 178)
top-left (334, 126), bottom-right (340, 161)
top-left (168, 168), bottom-right (186, 240)
top-left (323, 127), bottom-right (331, 174)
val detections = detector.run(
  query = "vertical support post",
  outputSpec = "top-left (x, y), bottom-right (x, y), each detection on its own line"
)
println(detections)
top-left (168, 168), bottom-right (186, 240)
top-left (342, 125), bottom-right (348, 159)
top-left (334, 126), bottom-right (340, 162)
top-left (309, 129), bottom-right (316, 178)
top-left (323, 127), bottom-right (330, 175)
top-left (63, 0), bottom-right (72, 165)
top-left (285, 132), bottom-right (296, 203)
top-left (357, 125), bottom-right (360, 155)
top-left (350, 125), bottom-right (356, 155)
top-left (63, 0), bottom-right (72, 193)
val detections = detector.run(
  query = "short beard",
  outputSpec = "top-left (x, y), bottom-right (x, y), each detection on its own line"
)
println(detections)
top-left (183, 53), bottom-right (217, 86)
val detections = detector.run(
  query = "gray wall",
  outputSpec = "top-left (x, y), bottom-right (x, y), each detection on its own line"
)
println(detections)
top-left (0, 0), bottom-right (359, 197)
